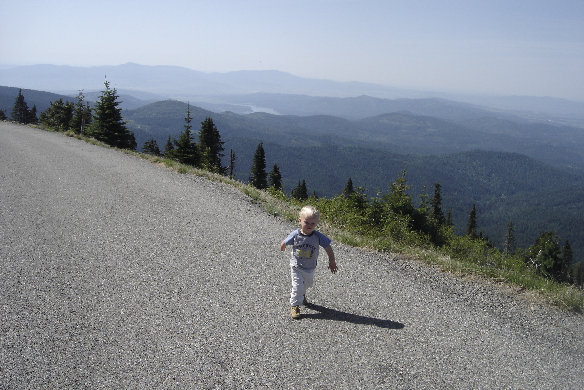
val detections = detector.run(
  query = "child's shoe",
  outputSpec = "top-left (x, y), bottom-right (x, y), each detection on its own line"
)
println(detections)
top-left (291, 306), bottom-right (301, 319)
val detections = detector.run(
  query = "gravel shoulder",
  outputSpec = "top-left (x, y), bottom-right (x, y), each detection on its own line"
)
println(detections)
top-left (1, 122), bottom-right (583, 389)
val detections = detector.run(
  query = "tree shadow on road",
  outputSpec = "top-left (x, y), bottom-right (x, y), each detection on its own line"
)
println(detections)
top-left (302, 303), bottom-right (405, 329)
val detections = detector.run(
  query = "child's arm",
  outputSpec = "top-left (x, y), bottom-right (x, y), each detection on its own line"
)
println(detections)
top-left (281, 230), bottom-right (297, 251)
top-left (325, 245), bottom-right (337, 274)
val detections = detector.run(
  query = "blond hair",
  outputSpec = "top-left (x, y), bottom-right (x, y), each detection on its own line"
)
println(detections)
top-left (299, 205), bottom-right (320, 221)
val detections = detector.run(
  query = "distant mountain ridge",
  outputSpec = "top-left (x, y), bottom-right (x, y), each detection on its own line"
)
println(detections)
top-left (0, 62), bottom-right (410, 98)
top-left (1, 63), bottom-right (583, 126)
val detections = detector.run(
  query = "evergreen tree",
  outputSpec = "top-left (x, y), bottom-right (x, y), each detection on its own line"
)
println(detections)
top-left (199, 116), bottom-right (225, 174)
top-left (343, 178), bottom-right (355, 197)
top-left (525, 232), bottom-right (561, 278)
top-left (347, 185), bottom-right (368, 211)
top-left (228, 149), bottom-right (236, 179)
top-left (249, 142), bottom-right (267, 189)
top-left (415, 186), bottom-right (442, 241)
top-left (60, 101), bottom-right (74, 129)
top-left (0, 109), bottom-right (7, 120)
top-left (172, 104), bottom-right (199, 166)
top-left (11, 89), bottom-right (30, 124)
top-left (430, 183), bottom-right (445, 225)
top-left (269, 164), bottom-right (283, 190)
top-left (40, 99), bottom-right (73, 131)
top-left (28, 105), bottom-right (38, 124)
top-left (70, 91), bottom-right (92, 134)
top-left (163, 136), bottom-right (175, 156)
top-left (90, 80), bottom-right (136, 150)
top-left (415, 185), bottom-right (445, 245)
top-left (143, 139), bottom-right (161, 156)
top-left (418, 187), bottom-right (429, 216)
top-left (173, 111), bottom-right (199, 166)
top-left (384, 170), bottom-right (414, 217)
top-left (465, 204), bottom-right (478, 238)
top-left (503, 221), bottom-right (516, 255)
top-left (173, 128), bottom-right (198, 165)
top-left (291, 179), bottom-right (308, 200)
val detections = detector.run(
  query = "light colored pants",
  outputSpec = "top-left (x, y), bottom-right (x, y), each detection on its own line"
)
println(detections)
top-left (290, 266), bottom-right (315, 306)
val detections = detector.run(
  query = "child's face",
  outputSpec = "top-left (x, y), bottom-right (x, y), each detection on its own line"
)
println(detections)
top-left (299, 215), bottom-right (318, 235)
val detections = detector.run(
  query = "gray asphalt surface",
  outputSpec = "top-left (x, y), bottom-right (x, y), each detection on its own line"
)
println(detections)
top-left (1, 122), bottom-right (583, 389)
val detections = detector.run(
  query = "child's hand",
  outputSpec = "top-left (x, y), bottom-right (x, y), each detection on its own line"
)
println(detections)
top-left (280, 242), bottom-right (286, 251)
top-left (325, 246), bottom-right (337, 274)
top-left (328, 261), bottom-right (338, 274)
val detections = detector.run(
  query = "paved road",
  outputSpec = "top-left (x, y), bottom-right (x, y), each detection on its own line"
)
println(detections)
top-left (1, 122), bottom-right (583, 389)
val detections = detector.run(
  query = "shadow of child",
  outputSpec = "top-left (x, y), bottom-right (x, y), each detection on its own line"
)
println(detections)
top-left (302, 303), bottom-right (405, 329)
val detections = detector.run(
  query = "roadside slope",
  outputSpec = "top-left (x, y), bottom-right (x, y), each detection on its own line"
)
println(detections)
top-left (1, 122), bottom-right (582, 389)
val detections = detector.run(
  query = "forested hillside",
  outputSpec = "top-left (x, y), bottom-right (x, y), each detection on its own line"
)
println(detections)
top-left (119, 100), bottom-right (584, 260)
top-left (125, 99), bottom-right (584, 172)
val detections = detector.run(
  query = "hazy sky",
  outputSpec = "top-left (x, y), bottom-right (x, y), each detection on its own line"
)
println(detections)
top-left (1, 0), bottom-right (583, 100)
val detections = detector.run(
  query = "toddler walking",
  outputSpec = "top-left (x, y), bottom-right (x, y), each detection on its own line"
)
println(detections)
top-left (280, 206), bottom-right (337, 319)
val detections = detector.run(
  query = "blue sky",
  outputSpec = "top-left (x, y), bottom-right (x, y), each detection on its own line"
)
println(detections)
top-left (1, 0), bottom-right (583, 100)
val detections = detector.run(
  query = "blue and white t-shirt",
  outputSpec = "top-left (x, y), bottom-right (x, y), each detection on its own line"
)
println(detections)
top-left (283, 229), bottom-right (332, 270)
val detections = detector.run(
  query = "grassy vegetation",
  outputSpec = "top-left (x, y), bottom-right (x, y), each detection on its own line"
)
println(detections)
top-left (41, 126), bottom-right (584, 313)
top-left (131, 150), bottom-right (583, 312)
